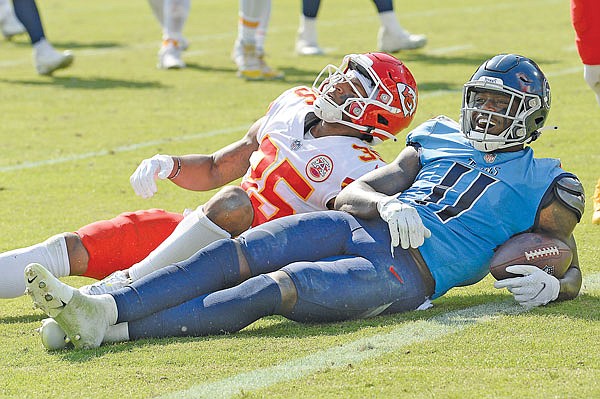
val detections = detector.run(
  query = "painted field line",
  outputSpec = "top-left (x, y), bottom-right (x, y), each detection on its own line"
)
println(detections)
top-left (0, 125), bottom-right (249, 173)
top-left (0, 60), bottom-right (583, 175)
top-left (158, 273), bottom-right (599, 399)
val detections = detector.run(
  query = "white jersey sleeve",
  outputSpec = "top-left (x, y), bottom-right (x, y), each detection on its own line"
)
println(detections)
top-left (241, 86), bottom-right (387, 226)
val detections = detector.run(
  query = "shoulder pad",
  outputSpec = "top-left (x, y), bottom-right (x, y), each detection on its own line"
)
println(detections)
top-left (554, 176), bottom-right (585, 221)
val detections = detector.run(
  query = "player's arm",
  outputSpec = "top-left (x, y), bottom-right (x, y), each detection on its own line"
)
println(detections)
top-left (168, 117), bottom-right (263, 191)
top-left (531, 177), bottom-right (585, 301)
top-left (130, 118), bottom-right (263, 198)
top-left (334, 145), bottom-right (421, 218)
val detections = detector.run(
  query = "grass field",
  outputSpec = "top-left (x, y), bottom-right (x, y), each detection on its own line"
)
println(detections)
top-left (1, 0), bottom-right (599, 397)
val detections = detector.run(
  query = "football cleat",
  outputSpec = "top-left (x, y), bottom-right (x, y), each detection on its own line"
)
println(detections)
top-left (377, 27), bottom-right (427, 52)
top-left (0, 11), bottom-right (26, 40)
top-left (33, 39), bottom-right (74, 76)
top-left (257, 53), bottom-right (284, 80)
top-left (24, 263), bottom-right (111, 349)
top-left (157, 39), bottom-right (186, 69)
top-left (37, 318), bottom-right (71, 351)
top-left (295, 38), bottom-right (324, 56)
top-left (79, 270), bottom-right (131, 295)
top-left (232, 40), bottom-right (284, 81)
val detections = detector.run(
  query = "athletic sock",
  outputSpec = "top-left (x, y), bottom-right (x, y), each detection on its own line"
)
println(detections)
top-left (0, 234), bottom-right (70, 298)
top-left (162, 0), bottom-right (190, 42)
top-left (128, 206), bottom-right (230, 281)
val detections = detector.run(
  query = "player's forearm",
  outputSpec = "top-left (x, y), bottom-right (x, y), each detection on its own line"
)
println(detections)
top-left (168, 154), bottom-right (232, 191)
top-left (334, 181), bottom-right (386, 219)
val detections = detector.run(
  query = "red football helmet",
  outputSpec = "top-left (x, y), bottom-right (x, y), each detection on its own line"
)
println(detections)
top-left (312, 52), bottom-right (418, 144)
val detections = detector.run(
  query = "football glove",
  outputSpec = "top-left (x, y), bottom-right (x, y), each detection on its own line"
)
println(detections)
top-left (377, 196), bottom-right (431, 251)
top-left (130, 154), bottom-right (174, 198)
top-left (494, 264), bottom-right (560, 309)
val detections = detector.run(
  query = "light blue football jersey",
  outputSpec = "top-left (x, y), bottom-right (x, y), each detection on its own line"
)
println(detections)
top-left (398, 116), bottom-right (573, 298)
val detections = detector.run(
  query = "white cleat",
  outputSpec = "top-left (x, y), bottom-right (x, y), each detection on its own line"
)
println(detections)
top-left (79, 270), bottom-right (131, 295)
top-left (232, 40), bottom-right (284, 81)
top-left (157, 39), bottom-right (186, 70)
top-left (295, 38), bottom-right (324, 56)
top-left (33, 39), bottom-right (74, 76)
top-left (24, 263), bottom-right (110, 349)
top-left (1, 12), bottom-right (26, 40)
top-left (37, 318), bottom-right (71, 351)
top-left (377, 27), bottom-right (427, 52)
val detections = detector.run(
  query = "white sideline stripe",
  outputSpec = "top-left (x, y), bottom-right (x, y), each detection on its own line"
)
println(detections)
top-left (158, 273), bottom-right (599, 399)
top-left (0, 90), bottom-right (451, 173)
top-left (0, 62), bottom-right (583, 174)
top-left (0, 67), bottom-right (580, 174)
top-left (0, 125), bottom-right (249, 172)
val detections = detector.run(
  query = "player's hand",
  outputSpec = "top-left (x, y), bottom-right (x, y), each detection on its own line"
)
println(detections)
top-left (130, 154), bottom-right (174, 198)
top-left (377, 196), bottom-right (431, 250)
top-left (493, 265), bottom-right (560, 309)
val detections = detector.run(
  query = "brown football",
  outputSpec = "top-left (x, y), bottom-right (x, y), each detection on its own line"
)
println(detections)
top-left (489, 233), bottom-right (572, 280)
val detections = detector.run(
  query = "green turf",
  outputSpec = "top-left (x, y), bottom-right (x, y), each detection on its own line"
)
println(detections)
top-left (0, 0), bottom-right (599, 398)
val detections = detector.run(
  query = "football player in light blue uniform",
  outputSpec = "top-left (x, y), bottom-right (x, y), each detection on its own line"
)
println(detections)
top-left (25, 54), bottom-right (585, 350)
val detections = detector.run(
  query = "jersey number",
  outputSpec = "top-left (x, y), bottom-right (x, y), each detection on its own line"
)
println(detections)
top-left (423, 163), bottom-right (498, 222)
top-left (241, 137), bottom-right (314, 225)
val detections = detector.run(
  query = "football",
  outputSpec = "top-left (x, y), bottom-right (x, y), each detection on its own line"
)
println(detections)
top-left (489, 233), bottom-right (572, 280)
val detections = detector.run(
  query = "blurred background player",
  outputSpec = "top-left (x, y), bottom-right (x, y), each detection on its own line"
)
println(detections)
top-left (147, 0), bottom-right (190, 69)
top-left (570, 0), bottom-right (600, 224)
top-left (232, 0), bottom-right (284, 80)
top-left (11, 0), bottom-right (73, 75)
top-left (0, 0), bottom-right (25, 39)
top-left (296, 0), bottom-right (427, 56)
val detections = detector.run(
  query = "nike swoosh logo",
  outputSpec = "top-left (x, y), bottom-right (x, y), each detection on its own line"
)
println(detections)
top-left (27, 276), bottom-right (37, 284)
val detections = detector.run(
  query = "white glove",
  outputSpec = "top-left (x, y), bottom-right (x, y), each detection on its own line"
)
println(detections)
top-left (494, 265), bottom-right (560, 309)
top-left (377, 196), bottom-right (431, 251)
top-left (130, 154), bottom-right (174, 199)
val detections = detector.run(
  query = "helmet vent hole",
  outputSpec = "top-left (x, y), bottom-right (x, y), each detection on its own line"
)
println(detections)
top-left (535, 116), bottom-right (545, 125)
top-left (377, 114), bottom-right (389, 126)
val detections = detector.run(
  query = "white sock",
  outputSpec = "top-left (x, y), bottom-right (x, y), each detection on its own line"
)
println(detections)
top-left (128, 207), bottom-right (231, 281)
top-left (0, 0), bottom-right (11, 22)
top-left (584, 64), bottom-right (600, 106)
top-left (104, 322), bottom-right (129, 343)
top-left (0, 234), bottom-right (70, 298)
top-left (298, 16), bottom-right (318, 44)
top-left (33, 39), bottom-right (56, 55)
top-left (378, 10), bottom-right (406, 35)
top-left (163, 0), bottom-right (190, 43)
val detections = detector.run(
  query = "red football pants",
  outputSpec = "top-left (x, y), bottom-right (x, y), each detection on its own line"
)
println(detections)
top-left (75, 209), bottom-right (184, 279)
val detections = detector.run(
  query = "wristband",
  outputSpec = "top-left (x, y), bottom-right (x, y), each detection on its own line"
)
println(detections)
top-left (168, 157), bottom-right (182, 180)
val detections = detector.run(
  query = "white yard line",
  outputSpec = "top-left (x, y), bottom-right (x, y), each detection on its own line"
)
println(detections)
top-left (0, 125), bottom-right (249, 172)
top-left (158, 273), bottom-right (599, 399)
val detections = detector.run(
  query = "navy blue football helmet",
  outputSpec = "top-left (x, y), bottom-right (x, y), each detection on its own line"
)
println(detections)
top-left (461, 54), bottom-right (551, 152)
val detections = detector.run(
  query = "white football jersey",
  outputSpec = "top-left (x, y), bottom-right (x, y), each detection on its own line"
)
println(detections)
top-left (241, 86), bottom-right (386, 226)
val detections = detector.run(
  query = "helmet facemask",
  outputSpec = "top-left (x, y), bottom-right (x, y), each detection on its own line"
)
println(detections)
top-left (461, 79), bottom-right (548, 152)
top-left (312, 54), bottom-right (403, 143)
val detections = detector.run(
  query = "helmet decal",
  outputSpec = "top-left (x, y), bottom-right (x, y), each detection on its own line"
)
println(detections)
top-left (397, 83), bottom-right (417, 117)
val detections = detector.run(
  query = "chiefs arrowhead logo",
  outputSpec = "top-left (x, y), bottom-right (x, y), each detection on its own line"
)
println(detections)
top-left (306, 155), bottom-right (334, 182)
